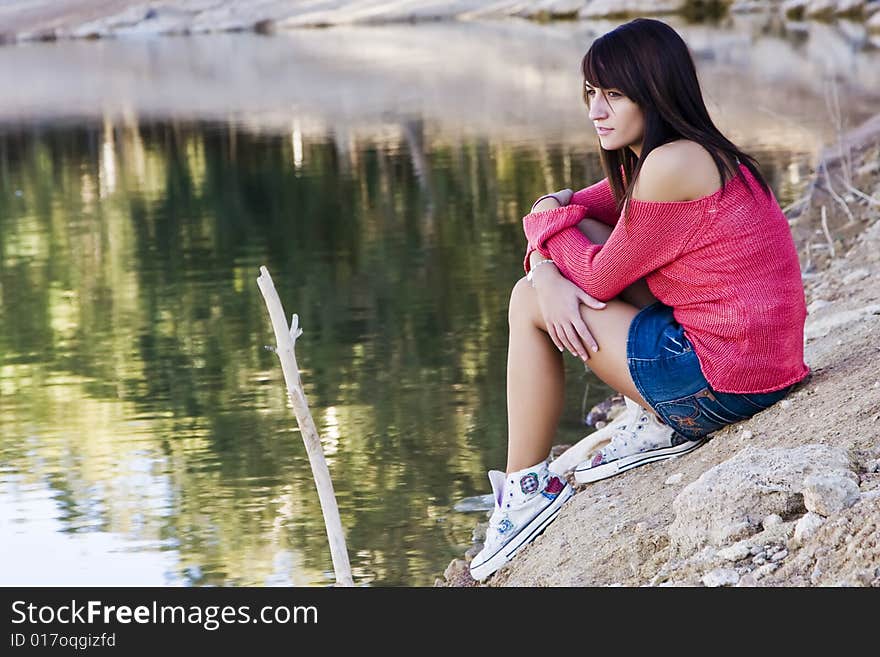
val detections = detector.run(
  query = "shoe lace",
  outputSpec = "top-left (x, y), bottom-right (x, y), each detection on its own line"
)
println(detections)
top-left (603, 410), bottom-right (651, 458)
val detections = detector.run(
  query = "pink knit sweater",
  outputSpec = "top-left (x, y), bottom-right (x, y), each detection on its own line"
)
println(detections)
top-left (523, 164), bottom-right (810, 393)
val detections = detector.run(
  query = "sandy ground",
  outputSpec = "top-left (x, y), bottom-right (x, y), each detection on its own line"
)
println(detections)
top-left (442, 117), bottom-right (880, 588)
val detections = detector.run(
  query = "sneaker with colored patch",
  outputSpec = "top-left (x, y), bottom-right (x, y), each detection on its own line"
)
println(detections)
top-left (469, 461), bottom-right (574, 581)
top-left (574, 400), bottom-right (705, 484)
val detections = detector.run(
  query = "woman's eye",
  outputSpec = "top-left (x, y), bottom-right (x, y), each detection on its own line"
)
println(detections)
top-left (584, 88), bottom-right (623, 99)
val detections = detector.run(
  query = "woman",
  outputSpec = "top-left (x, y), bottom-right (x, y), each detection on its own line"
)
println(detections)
top-left (469, 17), bottom-right (810, 581)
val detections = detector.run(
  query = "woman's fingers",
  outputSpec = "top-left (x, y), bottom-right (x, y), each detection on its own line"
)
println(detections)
top-left (579, 291), bottom-right (606, 310)
top-left (549, 319), bottom-right (599, 360)
top-left (547, 324), bottom-right (565, 353)
top-left (561, 323), bottom-right (589, 361)
top-left (555, 323), bottom-right (579, 358)
top-left (572, 316), bottom-right (599, 355)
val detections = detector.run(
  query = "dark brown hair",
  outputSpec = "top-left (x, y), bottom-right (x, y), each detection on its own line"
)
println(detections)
top-left (582, 18), bottom-right (770, 216)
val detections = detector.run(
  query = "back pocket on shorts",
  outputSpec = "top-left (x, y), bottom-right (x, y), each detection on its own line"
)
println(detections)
top-left (655, 387), bottom-right (749, 439)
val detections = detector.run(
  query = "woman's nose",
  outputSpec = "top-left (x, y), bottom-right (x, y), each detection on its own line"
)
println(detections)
top-left (589, 99), bottom-right (608, 120)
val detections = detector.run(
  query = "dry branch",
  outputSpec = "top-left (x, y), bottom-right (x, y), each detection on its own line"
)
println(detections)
top-left (820, 205), bottom-right (836, 259)
top-left (820, 159), bottom-right (856, 225)
top-left (257, 265), bottom-right (354, 587)
top-left (839, 177), bottom-right (880, 207)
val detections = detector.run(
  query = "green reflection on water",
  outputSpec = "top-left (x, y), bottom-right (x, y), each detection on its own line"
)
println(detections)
top-left (0, 119), bottom-right (802, 586)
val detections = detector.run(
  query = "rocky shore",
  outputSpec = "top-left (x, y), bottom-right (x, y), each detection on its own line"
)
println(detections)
top-left (1, 0), bottom-right (880, 43)
top-left (442, 117), bottom-right (880, 587)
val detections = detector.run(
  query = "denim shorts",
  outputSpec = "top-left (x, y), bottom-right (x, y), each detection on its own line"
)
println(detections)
top-left (626, 302), bottom-right (793, 440)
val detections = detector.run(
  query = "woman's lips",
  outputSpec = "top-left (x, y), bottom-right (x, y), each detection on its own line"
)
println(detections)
top-left (596, 127), bottom-right (613, 135)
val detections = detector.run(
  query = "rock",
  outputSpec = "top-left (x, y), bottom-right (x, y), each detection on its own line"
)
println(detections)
top-left (443, 558), bottom-right (472, 585)
top-left (464, 544), bottom-right (482, 560)
top-left (804, 304), bottom-right (880, 340)
top-left (842, 268), bottom-right (870, 285)
top-left (861, 490), bottom-right (880, 503)
top-left (669, 444), bottom-right (854, 552)
top-left (702, 568), bottom-right (740, 587)
top-left (579, 0), bottom-right (691, 19)
top-left (782, 0), bottom-right (809, 18)
top-left (802, 473), bottom-right (860, 516)
top-left (794, 511), bottom-right (826, 543)
top-left (807, 298), bottom-right (832, 313)
top-left (741, 430), bottom-right (754, 440)
top-left (762, 514), bottom-right (784, 530)
top-left (754, 563), bottom-right (778, 580)
top-left (717, 543), bottom-right (751, 562)
top-left (665, 473), bottom-right (684, 485)
top-left (736, 573), bottom-right (759, 587)
top-left (771, 549), bottom-right (789, 561)
top-left (730, 0), bottom-right (771, 12)
top-left (833, 0), bottom-right (867, 16)
top-left (584, 393), bottom-right (625, 428)
top-left (868, 459), bottom-right (880, 473)
top-left (515, 0), bottom-right (588, 19)
top-left (454, 493), bottom-right (495, 513)
top-left (801, 0), bottom-right (864, 18)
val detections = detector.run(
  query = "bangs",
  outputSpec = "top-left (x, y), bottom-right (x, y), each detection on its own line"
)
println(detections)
top-left (581, 33), bottom-right (635, 104)
top-left (582, 37), bottom-right (617, 91)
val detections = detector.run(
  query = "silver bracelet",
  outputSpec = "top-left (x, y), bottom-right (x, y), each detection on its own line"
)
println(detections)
top-left (526, 258), bottom-right (556, 286)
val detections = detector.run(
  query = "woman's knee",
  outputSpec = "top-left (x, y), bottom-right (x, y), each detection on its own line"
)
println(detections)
top-left (509, 276), bottom-right (537, 324)
top-left (576, 217), bottom-right (613, 244)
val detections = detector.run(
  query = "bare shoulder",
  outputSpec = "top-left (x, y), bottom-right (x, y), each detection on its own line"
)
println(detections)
top-left (632, 140), bottom-right (722, 202)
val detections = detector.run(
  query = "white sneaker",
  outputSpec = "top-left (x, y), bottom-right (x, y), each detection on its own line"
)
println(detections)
top-left (549, 395), bottom-right (641, 476)
top-left (574, 399), bottom-right (705, 484)
top-left (469, 462), bottom-right (574, 581)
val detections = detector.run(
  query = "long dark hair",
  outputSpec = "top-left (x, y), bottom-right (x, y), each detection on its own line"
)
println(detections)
top-left (582, 18), bottom-right (770, 217)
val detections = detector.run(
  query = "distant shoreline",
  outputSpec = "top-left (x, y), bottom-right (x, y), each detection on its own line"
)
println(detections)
top-left (1, 0), bottom-right (879, 45)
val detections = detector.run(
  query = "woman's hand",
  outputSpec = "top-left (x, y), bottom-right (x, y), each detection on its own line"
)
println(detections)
top-left (531, 265), bottom-right (606, 360)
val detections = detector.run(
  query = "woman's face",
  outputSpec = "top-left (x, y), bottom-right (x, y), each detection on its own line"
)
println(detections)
top-left (585, 83), bottom-right (645, 156)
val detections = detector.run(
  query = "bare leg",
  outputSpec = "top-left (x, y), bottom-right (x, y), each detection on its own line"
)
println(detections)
top-left (506, 277), bottom-right (653, 472)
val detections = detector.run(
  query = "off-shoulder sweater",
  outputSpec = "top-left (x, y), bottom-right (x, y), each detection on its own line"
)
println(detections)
top-left (522, 163), bottom-right (810, 394)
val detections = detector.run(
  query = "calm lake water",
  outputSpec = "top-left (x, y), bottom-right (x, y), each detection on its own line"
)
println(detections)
top-left (1, 15), bottom-right (878, 586)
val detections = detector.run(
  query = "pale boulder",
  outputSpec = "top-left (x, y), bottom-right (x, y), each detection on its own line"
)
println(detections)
top-left (802, 473), bottom-right (860, 516)
top-left (793, 511), bottom-right (826, 543)
top-left (669, 444), bottom-right (855, 552)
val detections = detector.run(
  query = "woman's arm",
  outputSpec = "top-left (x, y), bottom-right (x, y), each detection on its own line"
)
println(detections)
top-left (522, 178), bottom-right (620, 273)
top-left (569, 177), bottom-right (620, 227)
top-left (526, 147), bottom-right (709, 300)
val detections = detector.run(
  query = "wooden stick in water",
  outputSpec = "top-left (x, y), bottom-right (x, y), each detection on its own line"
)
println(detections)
top-left (257, 265), bottom-right (354, 587)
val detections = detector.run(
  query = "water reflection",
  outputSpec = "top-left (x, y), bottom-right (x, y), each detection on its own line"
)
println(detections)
top-left (1, 16), bottom-right (877, 586)
top-left (0, 118), bottom-right (813, 586)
